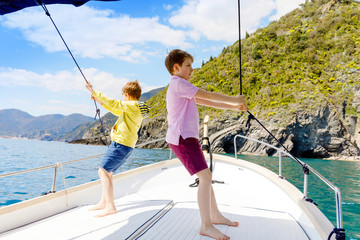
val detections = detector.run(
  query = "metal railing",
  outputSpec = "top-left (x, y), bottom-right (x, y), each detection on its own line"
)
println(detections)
top-left (0, 138), bottom-right (168, 194)
top-left (234, 134), bottom-right (343, 231)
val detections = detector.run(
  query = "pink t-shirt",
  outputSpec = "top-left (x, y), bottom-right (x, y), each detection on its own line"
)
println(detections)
top-left (166, 75), bottom-right (200, 145)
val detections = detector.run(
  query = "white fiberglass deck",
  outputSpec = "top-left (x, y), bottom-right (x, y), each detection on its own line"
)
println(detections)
top-left (0, 154), bottom-right (334, 239)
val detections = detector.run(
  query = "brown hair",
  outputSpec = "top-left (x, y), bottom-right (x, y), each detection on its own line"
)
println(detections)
top-left (165, 49), bottom-right (194, 75)
top-left (122, 80), bottom-right (141, 100)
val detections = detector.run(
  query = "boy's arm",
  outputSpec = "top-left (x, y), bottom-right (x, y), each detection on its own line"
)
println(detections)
top-left (194, 89), bottom-right (248, 111)
top-left (194, 89), bottom-right (246, 105)
top-left (85, 81), bottom-right (104, 106)
top-left (195, 98), bottom-right (248, 111)
top-left (92, 91), bottom-right (124, 116)
top-left (85, 82), bottom-right (95, 94)
top-left (91, 95), bottom-right (103, 105)
top-left (85, 82), bottom-right (133, 116)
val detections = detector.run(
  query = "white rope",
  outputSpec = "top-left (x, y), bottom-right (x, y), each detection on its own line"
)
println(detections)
top-left (59, 163), bottom-right (69, 206)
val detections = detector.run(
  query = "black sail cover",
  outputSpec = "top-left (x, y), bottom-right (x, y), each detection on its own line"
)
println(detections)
top-left (0, 0), bottom-right (118, 15)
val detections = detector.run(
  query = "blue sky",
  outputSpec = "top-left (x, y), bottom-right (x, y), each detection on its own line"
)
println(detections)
top-left (0, 0), bottom-right (305, 117)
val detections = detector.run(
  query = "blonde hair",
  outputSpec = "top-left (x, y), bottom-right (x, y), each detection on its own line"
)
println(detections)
top-left (122, 80), bottom-right (141, 100)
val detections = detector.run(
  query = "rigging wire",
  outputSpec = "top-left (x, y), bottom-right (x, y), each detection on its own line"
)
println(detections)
top-left (237, 0), bottom-right (242, 95)
top-left (35, 0), bottom-right (105, 135)
top-left (236, 0), bottom-right (306, 169)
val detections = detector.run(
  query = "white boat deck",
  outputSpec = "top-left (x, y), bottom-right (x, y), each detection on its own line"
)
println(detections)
top-left (0, 154), bottom-right (334, 239)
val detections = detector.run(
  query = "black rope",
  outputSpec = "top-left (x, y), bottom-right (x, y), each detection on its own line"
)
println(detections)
top-left (201, 137), bottom-right (213, 172)
top-left (247, 111), bottom-right (307, 169)
top-left (304, 197), bottom-right (318, 206)
top-left (35, 0), bottom-right (106, 135)
top-left (245, 113), bottom-right (255, 129)
top-left (189, 178), bottom-right (199, 188)
top-left (328, 228), bottom-right (346, 240)
top-left (189, 178), bottom-right (224, 188)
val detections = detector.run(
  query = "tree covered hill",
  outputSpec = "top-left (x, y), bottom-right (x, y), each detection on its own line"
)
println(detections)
top-left (147, 0), bottom-right (360, 122)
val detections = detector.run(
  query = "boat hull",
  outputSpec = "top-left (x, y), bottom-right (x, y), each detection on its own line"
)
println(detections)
top-left (0, 154), bottom-right (335, 239)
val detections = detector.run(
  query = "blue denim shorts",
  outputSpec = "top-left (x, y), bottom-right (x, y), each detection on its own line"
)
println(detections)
top-left (100, 141), bottom-right (133, 173)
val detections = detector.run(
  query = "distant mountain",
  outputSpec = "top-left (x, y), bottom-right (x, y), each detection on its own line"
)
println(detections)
top-left (62, 111), bottom-right (115, 142)
top-left (0, 109), bottom-right (34, 134)
top-left (140, 87), bottom-right (165, 101)
top-left (0, 109), bottom-right (93, 141)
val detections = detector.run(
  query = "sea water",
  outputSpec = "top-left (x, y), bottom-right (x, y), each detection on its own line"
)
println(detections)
top-left (0, 138), bottom-right (169, 205)
top-left (0, 138), bottom-right (359, 239)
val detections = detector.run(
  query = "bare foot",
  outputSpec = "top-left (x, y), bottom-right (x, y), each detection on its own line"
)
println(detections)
top-left (200, 225), bottom-right (230, 240)
top-left (94, 208), bottom-right (117, 218)
top-left (212, 215), bottom-right (239, 227)
top-left (88, 203), bottom-right (105, 211)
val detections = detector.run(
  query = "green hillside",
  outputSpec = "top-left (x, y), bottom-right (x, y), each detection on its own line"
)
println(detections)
top-left (147, 0), bottom-right (360, 122)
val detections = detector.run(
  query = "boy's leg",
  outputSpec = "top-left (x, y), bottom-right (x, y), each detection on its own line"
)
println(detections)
top-left (196, 168), bottom-right (230, 240)
top-left (88, 168), bottom-right (109, 211)
top-left (89, 142), bottom-right (132, 216)
top-left (94, 168), bottom-right (117, 217)
top-left (210, 186), bottom-right (239, 227)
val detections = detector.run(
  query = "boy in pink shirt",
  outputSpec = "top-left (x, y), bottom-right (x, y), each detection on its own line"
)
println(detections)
top-left (165, 49), bottom-right (248, 240)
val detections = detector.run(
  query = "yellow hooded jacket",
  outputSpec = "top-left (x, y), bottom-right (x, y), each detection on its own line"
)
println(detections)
top-left (93, 90), bottom-right (150, 148)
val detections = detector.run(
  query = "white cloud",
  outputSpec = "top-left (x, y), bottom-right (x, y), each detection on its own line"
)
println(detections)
top-left (241, 0), bottom-right (277, 33)
top-left (169, 0), bottom-right (237, 41)
top-left (169, 0), bottom-right (278, 42)
top-left (38, 100), bottom-right (94, 116)
top-left (0, 67), bottom-right (83, 92)
top-left (271, 0), bottom-right (305, 21)
top-left (0, 67), bottom-right (158, 99)
top-left (163, 4), bottom-right (175, 11)
top-left (2, 5), bottom-right (190, 62)
top-left (168, 0), bottom-right (306, 41)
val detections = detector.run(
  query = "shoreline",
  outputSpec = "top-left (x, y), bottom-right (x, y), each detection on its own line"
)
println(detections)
top-left (236, 151), bottom-right (360, 162)
top-left (2, 137), bottom-right (360, 161)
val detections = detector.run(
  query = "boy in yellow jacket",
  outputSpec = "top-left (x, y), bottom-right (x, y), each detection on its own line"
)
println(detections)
top-left (85, 80), bottom-right (149, 217)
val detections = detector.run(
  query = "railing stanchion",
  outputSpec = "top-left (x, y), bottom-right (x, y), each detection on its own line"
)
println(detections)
top-left (51, 163), bottom-right (59, 193)
top-left (279, 152), bottom-right (282, 177)
top-left (303, 173), bottom-right (308, 198)
top-left (335, 188), bottom-right (343, 229)
top-left (234, 136), bottom-right (238, 159)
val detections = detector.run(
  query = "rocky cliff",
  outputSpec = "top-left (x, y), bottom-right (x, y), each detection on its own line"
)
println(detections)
top-left (209, 104), bottom-right (360, 161)
top-left (134, 100), bottom-right (360, 161)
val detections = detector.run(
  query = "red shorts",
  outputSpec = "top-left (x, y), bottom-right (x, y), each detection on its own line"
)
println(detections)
top-left (168, 136), bottom-right (208, 176)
